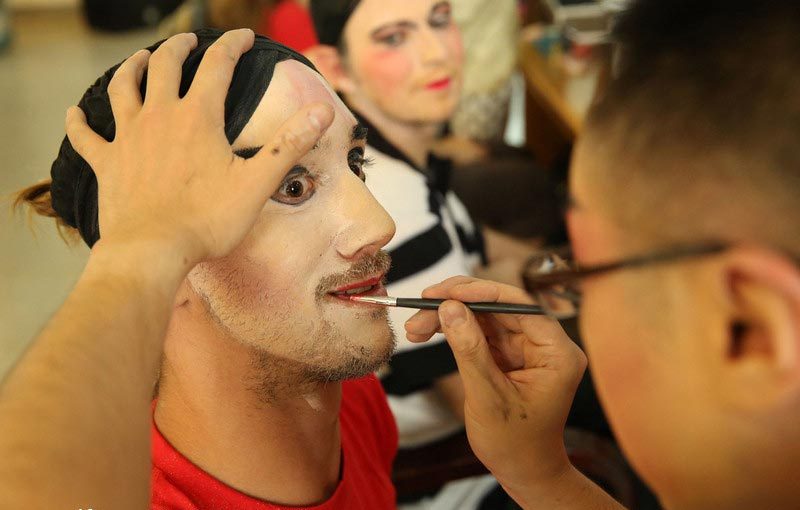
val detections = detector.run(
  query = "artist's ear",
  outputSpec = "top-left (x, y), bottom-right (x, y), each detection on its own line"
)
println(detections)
top-left (716, 246), bottom-right (800, 412)
top-left (304, 44), bottom-right (356, 94)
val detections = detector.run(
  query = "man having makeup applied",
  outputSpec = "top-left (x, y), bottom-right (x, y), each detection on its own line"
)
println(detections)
top-left (4, 29), bottom-right (399, 509)
top-left (405, 1), bottom-right (800, 509)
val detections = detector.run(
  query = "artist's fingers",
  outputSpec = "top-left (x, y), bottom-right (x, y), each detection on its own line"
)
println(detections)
top-left (185, 29), bottom-right (255, 116)
top-left (421, 275), bottom-right (478, 299)
top-left (406, 278), bottom-right (536, 339)
top-left (405, 309), bottom-right (440, 340)
top-left (237, 102), bottom-right (334, 196)
top-left (406, 329), bottom-right (440, 343)
top-left (445, 279), bottom-right (535, 306)
top-left (144, 33), bottom-right (198, 104)
top-left (405, 276), bottom-right (477, 337)
top-left (438, 300), bottom-right (510, 405)
top-left (107, 49), bottom-right (150, 127)
top-left (65, 106), bottom-right (108, 172)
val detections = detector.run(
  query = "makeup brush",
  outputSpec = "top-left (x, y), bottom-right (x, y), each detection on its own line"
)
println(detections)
top-left (350, 296), bottom-right (546, 315)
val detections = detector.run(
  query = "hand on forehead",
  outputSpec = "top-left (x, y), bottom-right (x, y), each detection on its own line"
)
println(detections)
top-left (233, 60), bottom-right (356, 149)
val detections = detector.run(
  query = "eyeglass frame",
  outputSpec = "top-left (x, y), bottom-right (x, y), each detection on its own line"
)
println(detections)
top-left (522, 242), bottom-right (729, 318)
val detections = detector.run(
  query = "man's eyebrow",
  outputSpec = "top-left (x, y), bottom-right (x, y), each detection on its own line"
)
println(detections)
top-left (352, 123), bottom-right (369, 142)
top-left (234, 146), bottom-right (263, 159)
top-left (370, 21), bottom-right (416, 38)
top-left (235, 142), bottom-right (323, 159)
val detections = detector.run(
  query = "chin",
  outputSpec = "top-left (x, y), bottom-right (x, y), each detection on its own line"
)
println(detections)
top-left (424, 97), bottom-right (459, 123)
top-left (305, 310), bottom-right (396, 382)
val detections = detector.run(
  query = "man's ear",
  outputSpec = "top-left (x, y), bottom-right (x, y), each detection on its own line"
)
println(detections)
top-left (304, 44), bottom-right (356, 94)
top-left (718, 246), bottom-right (800, 411)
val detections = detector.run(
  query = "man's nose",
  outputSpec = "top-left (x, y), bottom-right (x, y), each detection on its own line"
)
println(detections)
top-left (335, 177), bottom-right (396, 261)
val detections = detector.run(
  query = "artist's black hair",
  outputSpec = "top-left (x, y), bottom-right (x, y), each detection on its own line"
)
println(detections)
top-left (48, 28), bottom-right (317, 247)
top-left (585, 0), bottom-right (800, 249)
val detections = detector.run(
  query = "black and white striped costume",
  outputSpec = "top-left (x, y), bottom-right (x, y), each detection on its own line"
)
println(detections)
top-left (359, 115), bottom-right (485, 449)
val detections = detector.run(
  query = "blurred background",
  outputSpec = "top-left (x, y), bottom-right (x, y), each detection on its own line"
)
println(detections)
top-left (0, 0), bottom-right (159, 378)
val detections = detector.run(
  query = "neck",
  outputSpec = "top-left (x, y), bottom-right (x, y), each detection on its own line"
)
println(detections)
top-left (345, 92), bottom-right (441, 168)
top-left (661, 436), bottom-right (800, 510)
top-left (155, 304), bottom-right (343, 506)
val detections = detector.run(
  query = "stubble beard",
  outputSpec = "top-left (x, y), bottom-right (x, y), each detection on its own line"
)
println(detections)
top-left (245, 307), bottom-right (396, 404)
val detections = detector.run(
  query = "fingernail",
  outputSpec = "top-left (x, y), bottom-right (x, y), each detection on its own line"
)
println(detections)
top-left (439, 302), bottom-right (466, 328)
top-left (404, 314), bottom-right (423, 331)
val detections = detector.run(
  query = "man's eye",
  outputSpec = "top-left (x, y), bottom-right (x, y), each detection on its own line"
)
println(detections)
top-left (348, 148), bottom-right (372, 182)
top-left (272, 175), bottom-right (316, 205)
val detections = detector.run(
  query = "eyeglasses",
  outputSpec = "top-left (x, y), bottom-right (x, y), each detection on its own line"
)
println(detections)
top-left (522, 243), bottom-right (728, 320)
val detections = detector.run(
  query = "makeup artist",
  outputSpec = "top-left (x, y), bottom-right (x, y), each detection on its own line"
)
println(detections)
top-left (405, 1), bottom-right (800, 509)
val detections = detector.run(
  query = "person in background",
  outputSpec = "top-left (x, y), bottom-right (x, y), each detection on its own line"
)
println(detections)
top-left (438, 0), bottom-right (520, 157)
top-left (258, 0), bottom-right (318, 52)
top-left (159, 0), bottom-right (270, 37)
top-left (159, 0), bottom-right (318, 54)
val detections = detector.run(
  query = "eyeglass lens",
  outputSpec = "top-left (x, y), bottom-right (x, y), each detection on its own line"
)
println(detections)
top-left (527, 252), bottom-right (580, 320)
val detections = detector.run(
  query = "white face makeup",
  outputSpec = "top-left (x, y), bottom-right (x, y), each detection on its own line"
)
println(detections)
top-left (343, 0), bottom-right (464, 125)
top-left (187, 60), bottom-right (397, 397)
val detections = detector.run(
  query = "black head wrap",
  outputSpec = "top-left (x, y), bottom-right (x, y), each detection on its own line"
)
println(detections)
top-left (50, 28), bottom-right (317, 248)
top-left (309, 0), bottom-right (362, 47)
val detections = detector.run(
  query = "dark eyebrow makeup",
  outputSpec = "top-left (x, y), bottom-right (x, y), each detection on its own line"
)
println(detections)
top-left (352, 123), bottom-right (369, 142)
top-left (235, 123), bottom-right (362, 164)
top-left (234, 146), bottom-right (263, 160)
top-left (235, 137), bottom-right (329, 159)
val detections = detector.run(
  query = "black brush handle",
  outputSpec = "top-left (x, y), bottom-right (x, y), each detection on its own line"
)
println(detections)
top-left (395, 298), bottom-right (546, 315)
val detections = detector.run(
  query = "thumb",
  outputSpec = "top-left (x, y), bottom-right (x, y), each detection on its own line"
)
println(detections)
top-left (439, 300), bottom-right (507, 404)
top-left (242, 102), bottom-right (335, 196)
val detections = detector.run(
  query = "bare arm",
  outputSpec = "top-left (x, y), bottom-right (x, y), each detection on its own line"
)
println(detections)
top-left (406, 277), bottom-right (626, 510)
top-left (0, 244), bottom-right (188, 509)
top-left (0, 30), bottom-right (332, 509)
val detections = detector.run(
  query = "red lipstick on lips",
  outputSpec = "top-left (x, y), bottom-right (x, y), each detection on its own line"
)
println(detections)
top-left (426, 77), bottom-right (452, 91)
top-left (328, 275), bottom-right (387, 301)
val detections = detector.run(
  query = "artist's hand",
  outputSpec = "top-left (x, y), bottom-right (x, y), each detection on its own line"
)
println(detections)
top-left (65, 29), bottom-right (334, 268)
top-left (404, 277), bottom-right (587, 497)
